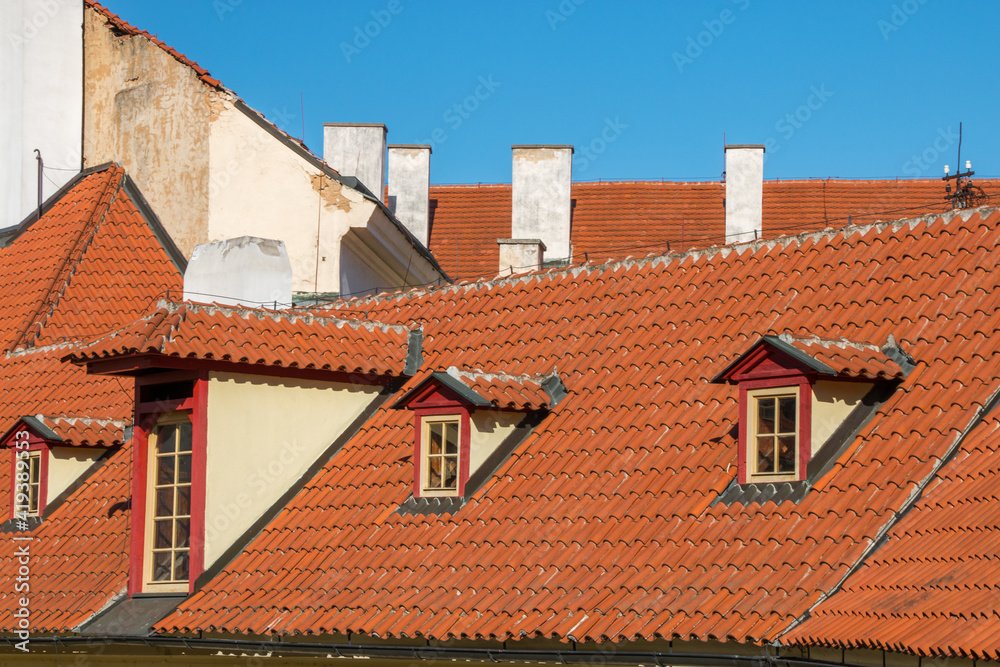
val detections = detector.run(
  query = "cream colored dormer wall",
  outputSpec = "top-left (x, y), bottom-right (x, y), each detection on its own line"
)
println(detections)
top-left (811, 380), bottom-right (872, 453)
top-left (469, 410), bottom-right (524, 474)
top-left (47, 446), bottom-right (104, 502)
top-left (202, 371), bottom-right (382, 569)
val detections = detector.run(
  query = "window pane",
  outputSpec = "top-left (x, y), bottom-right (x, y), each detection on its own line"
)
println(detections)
top-left (778, 436), bottom-right (796, 472)
top-left (155, 488), bottom-right (173, 517)
top-left (778, 397), bottom-right (797, 434)
top-left (174, 550), bottom-right (189, 582)
top-left (157, 455), bottom-right (175, 485)
top-left (176, 486), bottom-right (191, 517)
top-left (178, 422), bottom-right (193, 452)
top-left (756, 436), bottom-right (774, 473)
top-left (428, 424), bottom-right (442, 455)
top-left (428, 457), bottom-right (442, 488)
top-left (153, 552), bottom-right (172, 581)
top-left (28, 485), bottom-right (38, 513)
top-left (443, 458), bottom-right (458, 490)
top-left (757, 398), bottom-right (775, 434)
top-left (445, 422), bottom-right (459, 454)
top-left (175, 517), bottom-right (190, 549)
top-left (154, 520), bottom-right (172, 549)
top-left (158, 425), bottom-right (176, 454)
top-left (29, 457), bottom-right (39, 483)
top-left (176, 454), bottom-right (191, 484)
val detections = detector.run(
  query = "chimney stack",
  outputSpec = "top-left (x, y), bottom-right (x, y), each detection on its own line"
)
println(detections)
top-left (497, 238), bottom-right (545, 276)
top-left (183, 236), bottom-right (293, 309)
top-left (387, 145), bottom-right (432, 246)
top-left (323, 123), bottom-right (387, 202)
top-left (511, 145), bottom-right (573, 262)
top-left (724, 145), bottom-right (765, 243)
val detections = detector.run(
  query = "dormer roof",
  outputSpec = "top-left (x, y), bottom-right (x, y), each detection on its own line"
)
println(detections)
top-left (392, 368), bottom-right (567, 411)
top-left (1, 415), bottom-right (125, 448)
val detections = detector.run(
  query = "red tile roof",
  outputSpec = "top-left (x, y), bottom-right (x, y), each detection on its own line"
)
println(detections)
top-left (778, 334), bottom-right (905, 380)
top-left (427, 179), bottom-right (1000, 281)
top-left (31, 415), bottom-right (126, 447)
top-left (397, 369), bottom-right (558, 410)
top-left (784, 407), bottom-right (1000, 658)
top-left (0, 165), bottom-right (181, 630)
top-left (69, 300), bottom-right (413, 377)
top-left (150, 206), bottom-right (1000, 653)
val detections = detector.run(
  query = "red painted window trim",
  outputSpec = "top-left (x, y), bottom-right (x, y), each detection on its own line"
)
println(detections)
top-left (412, 405), bottom-right (472, 498)
top-left (128, 374), bottom-right (207, 596)
top-left (8, 430), bottom-right (49, 519)
top-left (737, 376), bottom-right (814, 485)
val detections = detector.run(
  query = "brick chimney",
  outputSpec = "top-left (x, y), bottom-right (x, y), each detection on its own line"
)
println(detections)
top-left (724, 145), bottom-right (765, 243)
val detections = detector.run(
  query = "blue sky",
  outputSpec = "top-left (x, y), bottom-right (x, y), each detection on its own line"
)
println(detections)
top-left (99, 1), bottom-right (1000, 185)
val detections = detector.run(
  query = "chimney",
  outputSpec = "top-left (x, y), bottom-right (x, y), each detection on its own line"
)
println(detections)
top-left (183, 236), bottom-right (293, 309)
top-left (387, 145), bottom-right (431, 246)
top-left (724, 144), bottom-right (765, 243)
top-left (511, 145), bottom-right (573, 262)
top-left (323, 123), bottom-right (387, 202)
top-left (497, 238), bottom-right (545, 276)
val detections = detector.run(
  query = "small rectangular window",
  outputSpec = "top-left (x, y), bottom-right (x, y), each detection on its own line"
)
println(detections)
top-left (746, 389), bottom-right (799, 482)
top-left (422, 418), bottom-right (460, 495)
top-left (145, 414), bottom-right (192, 591)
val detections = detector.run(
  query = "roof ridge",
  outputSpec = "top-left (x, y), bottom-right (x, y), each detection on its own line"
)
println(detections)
top-left (444, 366), bottom-right (549, 384)
top-left (332, 206), bottom-right (1000, 309)
top-left (169, 299), bottom-right (412, 334)
top-left (12, 167), bottom-right (124, 350)
top-left (776, 333), bottom-right (883, 352)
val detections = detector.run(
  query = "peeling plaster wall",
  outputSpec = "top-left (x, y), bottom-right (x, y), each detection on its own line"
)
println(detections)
top-left (83, 6), bottom-right (211, 256)
top-left (207, 103), bottom-right (378, 293)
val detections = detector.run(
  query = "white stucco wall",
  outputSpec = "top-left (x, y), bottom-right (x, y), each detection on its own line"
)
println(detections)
top-left (511, 146), bottom-right (573, 262)
top-left (47, 446), bottom-right (103, 502)
top-left (469, 410), bottom-right (524, 475)
top-left (202, 371), bottom-right (382, 568)
top-left (387, 145), bottom-right (431, 246)
top-left (724, 145), bottom-right (765, 243)
top-left (0, 0), bottom-right (83, 229)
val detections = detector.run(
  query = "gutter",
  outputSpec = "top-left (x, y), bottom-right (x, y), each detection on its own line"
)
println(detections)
top-left (0, 636), bottom-right (858, 667)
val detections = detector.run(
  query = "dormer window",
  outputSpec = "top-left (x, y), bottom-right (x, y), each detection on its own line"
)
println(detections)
top-left (714, 334), bottom-right (910, 486)
top-left (421, 416), bottom-right (462, 496)
top-left (145, 412), bottom-right (193, 591)
top-left (19, 451), bottom-right (42, 516)
top-left (393, 368), bottom-right (567, 506)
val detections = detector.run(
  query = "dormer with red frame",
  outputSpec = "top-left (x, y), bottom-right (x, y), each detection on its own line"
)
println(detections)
top-left (0, 415), bottom-right (124, 525)
top-left (392, 368), bottom-right (567, 512)
top-left (66, 300), bottom-right (420, 597)
top-left (713, 334), bottom-right (912, 487)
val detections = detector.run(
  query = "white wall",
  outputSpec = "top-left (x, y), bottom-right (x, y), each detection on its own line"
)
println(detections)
top-left (512, 146), bottom-right (573, 261)
top-left (202, 371), bottom-right (382, 568)
top-left (48, 446), bottom-right (103, 502)
top-left (0, 0), bottom-right (83, 229)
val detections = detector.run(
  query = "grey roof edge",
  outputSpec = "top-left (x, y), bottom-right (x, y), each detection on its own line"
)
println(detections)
top-left (541, 373), bottom-right (568, 407)
top-left (0, 162), bottom-right (116, 248)
top-left (18, 415), bottom-right (61, 441)
top-left (119, 174), bottom-right (188, 274)
top-left (761, 335), bottom-right (839, 376)
top-left (233, 100), bottom-right (451, 285)
top-left (881, 334), bottom-right (917, 377)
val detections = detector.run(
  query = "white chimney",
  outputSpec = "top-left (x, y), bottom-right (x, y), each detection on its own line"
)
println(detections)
top-left (724, 144), bottom-right (765, 243)
top-left (323, 123), bottom-right (387, 202)
top-left (497, 238), bottom-right (545, 276)
top-left (387, 144), bottom-right (431, 246)
top-left (184, 236), bottom-right (292, 309)
top-left (511, 145), bottom-right (573, 262)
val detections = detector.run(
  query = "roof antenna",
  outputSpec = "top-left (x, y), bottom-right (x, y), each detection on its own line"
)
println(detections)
top-left (33, 149), bottom-right (43, 221)
top-left (942, 122), bottom-right (987, 209)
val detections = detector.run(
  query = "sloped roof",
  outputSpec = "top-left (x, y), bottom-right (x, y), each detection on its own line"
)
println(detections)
top-left (150, 207), bottom-right (1000, 656)
top-left (427, 178), bottom-right (1000, 280)
top-left (394, 368), bottom-right (561, 410)
top-left (5, 415), bottom-right (126, 448)
top-left (0, 165), bottom-right (182, 630)
top-left (69, 300), bottom-right (414, 377)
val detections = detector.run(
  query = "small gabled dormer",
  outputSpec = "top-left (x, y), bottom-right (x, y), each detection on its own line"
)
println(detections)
top-left (713, 334), bottom-right (912, 488)
top-left (0, 415), bottom-right (123, 525)
top-left (392, 367), bottom-right (566, 512)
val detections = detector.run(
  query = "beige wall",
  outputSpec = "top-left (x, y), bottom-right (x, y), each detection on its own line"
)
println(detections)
top-left (47, 446), bottom-right (103, 502)
top-left (84, 6), bottom-right (211, 256)
top-left (811, 379), bottom-right (872, 452)
top-left (202, 371), bottom-right (381, 568)
top-left (469, 410), bottom-right (523, 474)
